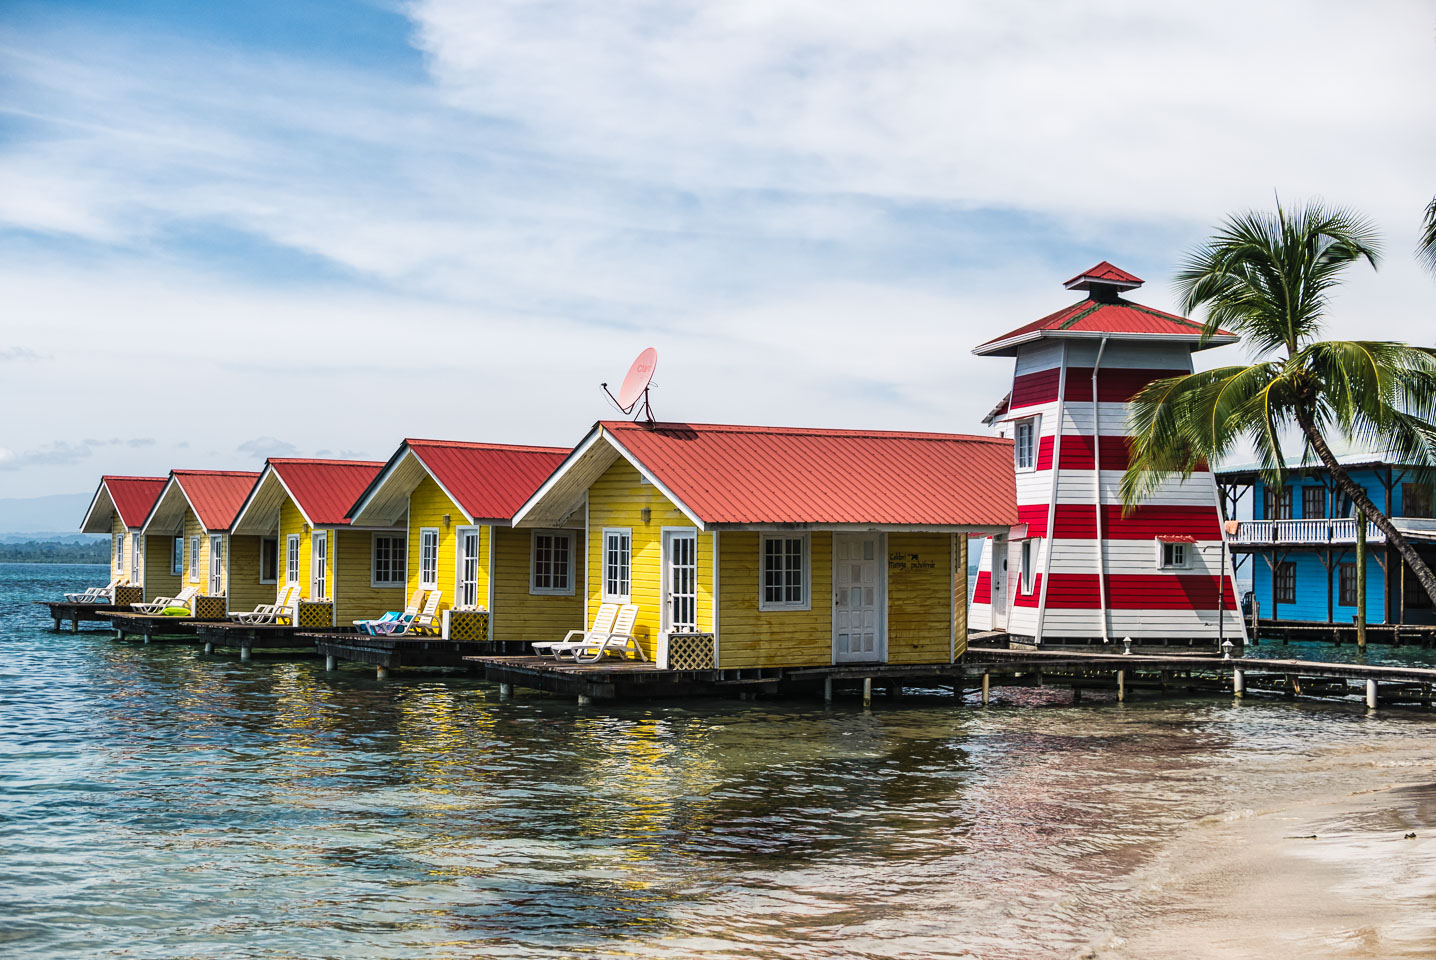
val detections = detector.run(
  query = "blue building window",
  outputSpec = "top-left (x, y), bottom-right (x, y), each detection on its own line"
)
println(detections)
top-left (1275, 562), bottom-right (1296, 604)
top-left (1265, 486), bottom-right (1292, 520)
top-left (1339, 563), bottom-right (1357, 607)
top-left (1302, 486), bottom-right (1326, 519)
top-left (1403, 483), bottom-right (1433, 518)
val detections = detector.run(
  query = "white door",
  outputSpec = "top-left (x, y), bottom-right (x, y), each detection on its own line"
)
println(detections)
top-left (209, 535), bottom-right (225, 596)
top-left (662, 529), bottom-right (698, 632)
top-left (991, 538), bottom-right (1009, 630)
top-left (457, 527), bottom-right (481, 608)
top-left (833, 533), bottom-right (885, 662)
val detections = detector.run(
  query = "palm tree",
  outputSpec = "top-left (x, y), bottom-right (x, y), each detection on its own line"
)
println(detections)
top-left (1421, 196), bottom-right (1436, 275)
top-left (1119, 200), bottom-right (1436, 607)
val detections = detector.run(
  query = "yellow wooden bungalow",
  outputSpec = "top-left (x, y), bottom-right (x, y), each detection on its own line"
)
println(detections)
top-left (511, 421), bottom-right (1019, 669)
top-left (346, 439), bottom-right (576, 641)
top-left (138, 470), bottom-right (262, 617)
top-left (229, 458), bottom-right (392, 628)
top-left (79, 475), bottom-right (168, 603)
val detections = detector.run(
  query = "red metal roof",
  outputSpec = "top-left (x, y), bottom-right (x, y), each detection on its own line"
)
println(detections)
top-left (602, 421), bottom-right (1018, 527)
top-left (269, 459), bottom-right (383, 526)
top-left (102, 476), bottom-right (167, 528)
top-left (407, 439), bottom-right (571, 521)
top-left (1064, 261), bottom-right (1143, 289)
top-left (173, 470), bottom-right (261, 531)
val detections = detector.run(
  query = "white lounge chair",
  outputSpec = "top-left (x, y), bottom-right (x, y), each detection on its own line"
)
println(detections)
top-left (394, 590), bottom-right (442, 636)
top-left (354, 588), bottom-right (426, 635)
top-left (131, 585), bottom-right (199, 615)
top-left (65, 577), bottom-right (125, 603)
top-left (231, 585), bottom-right (296, 625)
top-left (574, 604), bottom-right (645, 662)
top-left (533, 602), bottom-right (618, 659)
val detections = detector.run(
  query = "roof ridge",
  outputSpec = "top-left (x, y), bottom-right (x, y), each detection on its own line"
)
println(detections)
top-left (270, 458), bottom-right (384, 466)
top-left (102, 475), bottom-right (168, 482)
top-left (174, 469), bottom-right (261, 477)
top-left (405, 438), bottom-right (571, 453)
top-left (604, 421), bottom-right (1010, 444)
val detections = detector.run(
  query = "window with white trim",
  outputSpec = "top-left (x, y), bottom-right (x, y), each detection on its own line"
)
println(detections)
top-left (1014, 417), bottom-right (1038, 471)
top-left (1158, 540), bottom-right (1189, 569)
top-left (602, 528), bottom-right (631, 602)
top-left (1020, 538), bottom-right (1036, 594)
top-left (172, 536), bottom-right (184, 575)
top-left (209, 534), bottom-right (225, 595)
top-left (311, 532), bottom-right (328, 600)
top-left (531, 531), bottom-right (575, 595)
top-left (760, 534), bottom-right (809, 610)
top-left (371, 534), bottom-right (406, 588)
top-left (286, 534), bottom-right (301, 586)
top-left (131, 538), bottom-right (141, 584)
top-left (419, 528), bottom-right (439, 588)
top-left (456, 527), bottom-right (480, 607)
top-left (259, 536), bottom-right (278, 584)
top-left (115, 532), bottom-right (125, 572)
top-left (188, 536), bottom-right (200, 580)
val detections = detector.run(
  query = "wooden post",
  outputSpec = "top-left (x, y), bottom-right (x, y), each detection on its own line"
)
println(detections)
top-left (499, 682), bottom-right (513, 699)
top-left (1251, 597), bottom-right (1260, 646)
top-left (1233, 669), bottom-right (1245, 697)
top-left (1366, 679), bottom-right (1378, 710)
top-left (823, 677), bottom-right (833, 703)
top-left (862, 678), bottom-right (873, 708)
top-left (376, 665), bottom-right (388, 680)
top-left (577, 693), bottom-right (592, 705)
top-left (981, 672), bottom-right (990, 705)
top-left (240, 645), bottom-right (250, 661)
top-left (1357, 516), bottom-right (1368, 649)
top-left (1117, 669), bottom-right (1126, 702)
top-left (325, 654), bottom-right (336, 671)
top-left (1072, 685), bottom-right (1082, 704)
top-left (203, 641), bottom-right (214, 654)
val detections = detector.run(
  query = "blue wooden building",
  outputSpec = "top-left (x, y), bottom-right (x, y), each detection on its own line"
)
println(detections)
top-left (1216, 454), bottom-right (1436, 626)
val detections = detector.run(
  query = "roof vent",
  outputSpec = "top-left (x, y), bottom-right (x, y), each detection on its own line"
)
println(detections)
top-left (1063, 261), bottom-right (1143, 302)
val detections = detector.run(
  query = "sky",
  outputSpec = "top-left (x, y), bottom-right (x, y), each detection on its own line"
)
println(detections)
top-left (0, 0), bottom-right (1433, 501)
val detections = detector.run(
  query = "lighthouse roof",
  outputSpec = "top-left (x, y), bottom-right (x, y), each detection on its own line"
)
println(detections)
top-left (973, 262), bottom-right (1238, 357)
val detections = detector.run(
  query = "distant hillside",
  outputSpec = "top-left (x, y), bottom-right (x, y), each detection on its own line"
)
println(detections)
top-left (0, 540), bottom-right (109, 563)
top-left (0, 492), bottom-right (93, 535)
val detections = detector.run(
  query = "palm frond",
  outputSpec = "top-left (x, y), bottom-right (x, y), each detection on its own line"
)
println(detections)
top-left (1421, 196), bottom-right (1436, 276)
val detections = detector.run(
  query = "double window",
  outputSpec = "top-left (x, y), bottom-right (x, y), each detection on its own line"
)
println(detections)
top-left (311, 532), bottom-right (327, 600)
top-left (1275, 561), bottom-right (1297, 604)
top-left (419, 528), bottom-right (439, 589)
top-left (286, 534), bottom-right (301, 586)
top-left (1301, 486), bottom-right (1327, 520)
top-left (371, 534), bottom-right (406, 588)
top-left (209, 534), bottom-right (225, 595)
top-left (1403, 483), bottom-right (1433, 519)
top-left (188, 536), bottom-right (200, 581)
top-left (1014, 417), bottom-right (1038, 471)
top-left (1158, 540), bottom-right (1189, 569)
top-left (531, 531), bottom-right (575, 595)
top-left (259, 536), bottom-right (278, 584)
top-left (602, 528), bottom-right (631, 602)
top-left (1265, 485), bottom-right (1293, 520)
top-left (760, 534), bottom-right (808, 610)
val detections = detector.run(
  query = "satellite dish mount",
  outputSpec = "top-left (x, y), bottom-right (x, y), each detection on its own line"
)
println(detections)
top-left (603, 347), bottom-right (659, 423)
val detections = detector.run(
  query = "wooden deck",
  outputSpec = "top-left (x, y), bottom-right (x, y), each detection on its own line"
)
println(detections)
top-left (37, 601), bottom-right (129, 632)
top-left (302, 632), bottom-right (519, 677)
top-left (102, 611), bottom-right (222, 641)
top-left (192, 622), bottom-right (316, 658)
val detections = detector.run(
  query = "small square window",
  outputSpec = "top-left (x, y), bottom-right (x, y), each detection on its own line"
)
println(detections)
top-left (1161, 542), bottom-right (1187, 568)
top-left (760, 534), bottom-right (808, 610)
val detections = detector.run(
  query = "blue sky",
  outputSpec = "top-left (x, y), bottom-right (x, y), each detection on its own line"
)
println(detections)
top-left (1, 0), bottom-right (1433, 500)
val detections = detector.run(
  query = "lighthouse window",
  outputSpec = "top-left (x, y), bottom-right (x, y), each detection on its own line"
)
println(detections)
top-left (1019, 539), bottom-right (1035, 594)
top-left (1014, 417), bottom-right (1037, 471)
top-left (1160, 542), bottom-right (1187, 568)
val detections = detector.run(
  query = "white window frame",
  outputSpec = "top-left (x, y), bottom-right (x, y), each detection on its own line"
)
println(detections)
top-left (601, 527), bottom-right (632, 603)
top-left (188, 536), bottom-right (200, 581)
top-left (130, 536), bottom-right (141, 585)
top-left (1014, 416), bottom-right (1039, 472)
top-left (311, 531), bottom-right (328, 600)
top-left (455, 526), bottom-right (481, 608)
top-left (259, 536), bottom-right (278, 584)
top-left (370, 533), bottom-right (406, 588)
top-left (209, 534), bottom-right (225, 595)
top-left (172, 536), bottom-right (184, 575)
top-left (115, 532), bottom-right (125, 573)
top-left (1020, 538), bottom-right (1037, 594)
top-left (530, 530), bottom-right (576, 596)
top-left (758, 532), bottom-right (810, 611)
top-left (286, 534), bottom-right (301, 586)
top-left (419, 527), bottom-right (440, 589)
top-left (1157, 539), bottom-right (1191, 570)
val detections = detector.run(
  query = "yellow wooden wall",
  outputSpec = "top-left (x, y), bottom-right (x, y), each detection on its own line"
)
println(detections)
top-left (885, 532), bottom-right (955, 664)
top-left (110, 515), bottom-right (127, 581)
top-left (716, 531), bottom-right (833, 668)
top-left (334, 528), bottom-right (402, 624)
top-left (143, 534), bottom-right (181, 600)
top-left (585, 459), bottom-right (713, 660)
top-left (492, 526), bottom-right (585, 645)
top-left (226, 534), bottom-right (270, 613)
top-left (278, 499), bottom-right (311, 598)
top-left (405, 475), bottom-right (488, 616)
top-left (954, 535), bottom-right (969, 660)
top-left (182, 508), bottom-right (210, 591)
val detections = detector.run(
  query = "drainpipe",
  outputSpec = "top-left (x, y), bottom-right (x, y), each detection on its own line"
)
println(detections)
top-left (1092, 337), bottom-right (1110, 642)
top-left (1034, 343), bottom-right (1069, 644)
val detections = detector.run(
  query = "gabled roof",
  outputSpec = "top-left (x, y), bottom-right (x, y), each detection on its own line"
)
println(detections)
top-left (974, 262), bottom-right (1238, 356)
top-left (80, 476), bottom-right (168, 533)
top-left (347, 439), bottom-right (571, 526)
top-left (231, 458), bottom-right (384, 534)
top-left (515, 421), bottom-right (1019, 531)
top-left (142, 470), bottom-right (260, 534)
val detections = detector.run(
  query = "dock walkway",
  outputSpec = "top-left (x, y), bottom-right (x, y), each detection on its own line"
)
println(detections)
top-left (38, 601), bottom-right (128, 632)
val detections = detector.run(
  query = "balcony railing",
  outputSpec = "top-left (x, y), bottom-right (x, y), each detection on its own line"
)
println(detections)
top-left (1230, 518), bottom-right (1386, 545)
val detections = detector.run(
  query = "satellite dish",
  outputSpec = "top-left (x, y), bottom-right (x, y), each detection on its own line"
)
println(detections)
top-left (602, 347), bottom-right (658, 422)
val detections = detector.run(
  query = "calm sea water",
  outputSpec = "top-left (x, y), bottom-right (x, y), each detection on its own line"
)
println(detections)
top-left (3, 561), bottom-right (1435, 959)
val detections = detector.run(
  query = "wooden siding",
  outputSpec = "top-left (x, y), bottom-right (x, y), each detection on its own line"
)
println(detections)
top-left (227, 534), bottom-right (271, 614)
top-left (182, 508), bottom-right (210, 591)
top-left (492, 526), bottom-right (585, 645)
top-left (143, 534), bottom-right (181, 600)
top-left (279, 499), bottom-right (310, 599)
top-left (585, 459), bottom-right (714, 660)
top-left (405, 475), bottom-right (487, 617)
top-left (716, 531), bottom-right (832, 669)
top-left (886, 532), bottom-right (954, 664)
top-left (334, 528), bottom-right (401, 625)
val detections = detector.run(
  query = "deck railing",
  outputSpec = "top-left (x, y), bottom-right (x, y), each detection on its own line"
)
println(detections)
top-left (1231, 519), bottom-right (1386, 545)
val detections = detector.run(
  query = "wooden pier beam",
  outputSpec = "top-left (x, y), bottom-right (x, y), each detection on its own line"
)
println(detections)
top-left (823, 677), bottom-right (833, 703)
top-left (499, 682), bottom-right (513, 699)
top-left (239, 645), bottom-right (251, 661)
top-left (325, 654), bottom-right (336, 671)
top-left (1117, 669), bottom-right (1126, 702)
top-left (1366, 679), bottom-right (1378, 710)
top-left (981, 672), bottom-right (990, 705)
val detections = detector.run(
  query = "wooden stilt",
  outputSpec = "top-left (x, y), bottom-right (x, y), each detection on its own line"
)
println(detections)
top-left (577, 693), bottom-right (592, 705)
top-left (862, 677), bottom-right (872, 708)
top-left (1233, 669), bottom-right (1245, 697)
top-left (325, 654), bottom-right (336, 671)
top-left (823, 677), bottom-right (833, 703)
top-left (1117, 669), bottom-right (1126, 702)
top-left (376, 665), bottom-right (388, 680)
top-left (499, 683), bottom-right (513, 699)
top-left (1072, 685), bottom-right (1082, 704)
top-left (240, 645), bottom-right (250, 661)
top-left (1366, 679), bottom-right (1378, 710)
top-left (981, 672), bottom-right (990, 705)
top-left (203, 641), bottom-right (213, 654)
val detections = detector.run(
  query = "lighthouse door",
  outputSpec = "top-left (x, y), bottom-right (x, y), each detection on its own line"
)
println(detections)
top-left (991, 539), bottom-right (1009, 630)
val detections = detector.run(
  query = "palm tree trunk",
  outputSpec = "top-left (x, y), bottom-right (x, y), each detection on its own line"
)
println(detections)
top-left (1294, 410), bottom-right (1436, 609)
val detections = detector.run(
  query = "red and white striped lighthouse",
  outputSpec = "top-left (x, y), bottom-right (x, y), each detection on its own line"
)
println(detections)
top-left (969, 262), bottom-right (1245, 645)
